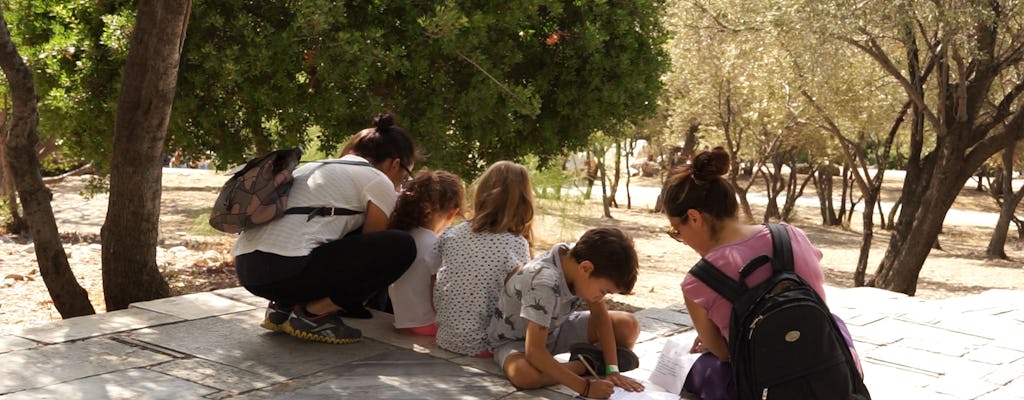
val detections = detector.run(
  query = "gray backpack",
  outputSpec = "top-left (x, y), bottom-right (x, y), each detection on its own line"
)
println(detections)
top-left (208, 148), bottom-right (368, 233)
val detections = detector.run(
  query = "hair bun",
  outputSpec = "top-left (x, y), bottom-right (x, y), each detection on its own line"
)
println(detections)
top-left (373, 113), bottom-right (396, 130)
top-left (692, 146), bottom-right (730, 181)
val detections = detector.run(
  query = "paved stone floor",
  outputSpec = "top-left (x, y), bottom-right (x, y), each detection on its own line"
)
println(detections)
top-left (0, 285), bottom-right (1021, 399)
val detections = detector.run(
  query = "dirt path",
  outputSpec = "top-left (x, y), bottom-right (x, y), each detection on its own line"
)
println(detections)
top-left (1, 168), bottom-right (1022, 333)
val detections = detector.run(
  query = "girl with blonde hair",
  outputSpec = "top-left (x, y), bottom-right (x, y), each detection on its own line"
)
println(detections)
top-left (434, 161), bottom-right (535, 356)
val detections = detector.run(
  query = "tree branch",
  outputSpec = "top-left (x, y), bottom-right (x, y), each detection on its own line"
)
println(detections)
top-left (689, 0), bottom-right (757, 33)
top-left (841, 34), bottom-right (941, 129)
top-left (965, 107), bottom-right (1024, 176)
top-left (978, 80), bottom-right (1024, 134)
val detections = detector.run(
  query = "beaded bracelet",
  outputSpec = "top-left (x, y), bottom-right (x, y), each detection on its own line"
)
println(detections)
top-left (582, 378), bottom-right (591, 398)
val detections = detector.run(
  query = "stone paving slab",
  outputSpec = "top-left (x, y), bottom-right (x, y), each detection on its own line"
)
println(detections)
top-left (148, 358), bottom-right (276, 396)
top-left (982, 358), bottom-right (1024, 388)
top-left (129, 292), bottom-right (256, 320)
top-left (965, 345), bottom-right (1024, 366)
top-left (232, 349), bottom-right (518, 399)
top-left (0, 335), bottom-right (37, 354)
top-left (212, 287), bottom-right (268, 308)
top-left (867, 317), bottom-right (990, 357)
top-left (845, 317), bottom-right (906, 346)
top-left (0, 368), bottom-right (217, 400)
top-left (0, 286), bottom-right (1022, 399)
top-left (927, 375), bottom-right (1002, 400)
top-left (128, 309), bottom-right (393, 381)
top-left (867, 344), bottom-right (999, 379)
top-left (0, 338), bottom-right (171, 394)
top-left (13, 308), bottom-right (182, 344)
top-left (634, 306), bottom-right (693, 327)
top-left (343, 310), bottom-right (461, 360)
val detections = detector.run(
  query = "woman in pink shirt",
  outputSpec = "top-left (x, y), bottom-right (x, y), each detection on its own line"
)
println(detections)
top-left (661, 147), bottom-right (858, 400)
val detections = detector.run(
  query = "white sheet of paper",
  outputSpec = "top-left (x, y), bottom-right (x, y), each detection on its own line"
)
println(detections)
top-left (578, 386), bottom-right (680, 400)
top-left (648, 331), bottom-right (702, 396)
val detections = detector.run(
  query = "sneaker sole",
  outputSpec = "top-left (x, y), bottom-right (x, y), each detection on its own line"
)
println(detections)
top-left (282, 321), bottom-right (362, 344)
top-left (260, 318), bottom-right (286, 333)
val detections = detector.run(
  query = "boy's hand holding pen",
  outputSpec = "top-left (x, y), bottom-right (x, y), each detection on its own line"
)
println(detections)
top-left (577, 356), bottom-right (615, 399)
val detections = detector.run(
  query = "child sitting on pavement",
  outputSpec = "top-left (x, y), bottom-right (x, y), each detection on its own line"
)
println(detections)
top-left (434, 161), bottom-right (534, 356)
top-left (487, 227), bottom-right (644, 400)
top-left (387, 170), bottom-right (464, 336)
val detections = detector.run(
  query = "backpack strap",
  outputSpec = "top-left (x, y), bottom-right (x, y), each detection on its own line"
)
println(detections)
top-left (689, 259), bottom-right (742, 303)
top-left (736, 254), bottom-right (774, 286)
top-left (284, 159), bottom-right (373, 221)
top-left (766, 223), bottom-right (794, 272)
top-left (306, 159), bottom-right (373, 168)
top-left (284, 206), bottom-right (363, 221)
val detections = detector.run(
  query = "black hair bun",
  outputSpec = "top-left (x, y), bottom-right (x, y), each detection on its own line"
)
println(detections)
top-left (373, 113), bottom-right (396, 130)
top-left (692, 146), bottom-right (730, 181)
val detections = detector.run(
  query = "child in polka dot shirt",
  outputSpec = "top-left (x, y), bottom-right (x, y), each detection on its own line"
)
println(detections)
top-left (434, 161), bottom-right (534, 357)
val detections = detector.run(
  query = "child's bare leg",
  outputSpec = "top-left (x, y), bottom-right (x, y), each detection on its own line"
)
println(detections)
top-left (588, 311), bottom-right (640, 349)
top-left (504, 353), bottom-right (587, 389)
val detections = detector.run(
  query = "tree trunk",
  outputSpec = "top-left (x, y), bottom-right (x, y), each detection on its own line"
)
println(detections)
top-left (728, 157), bottom-right (757, 223)
top-left (987, 145), bottom-right (1024, 259)
top-left (597, 149), bottom-right (612, 219)
top-left (0, 130), bottom-right (27, 234)
top-left (607, 141), bottom-right (621, 208)
top-left (625, 138), bottom-right (634, 209)
top-left (101, 0), bottom-right (191, 310)
top-left (584, 151), bottom-right (596, 200)
top-left (781, 164), bottom-right (814, 222)
top-left (853, 190), bottom-right (878, 286)
top-left (760, 157), bottom-right (786, 223)
top-left (1, 103), bottom-right (27, 234)
top-left (885, 195), bottom-right (902, 230)
top-left (679, 118), bottom-right (700, 163)
top-left (0, 10), bottom-right (95, 318)
top-left (814, 166), bottom-right (840, 226)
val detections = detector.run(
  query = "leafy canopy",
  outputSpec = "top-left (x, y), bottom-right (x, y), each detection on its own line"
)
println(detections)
top-left (10, 0), bottom-right (670, 178)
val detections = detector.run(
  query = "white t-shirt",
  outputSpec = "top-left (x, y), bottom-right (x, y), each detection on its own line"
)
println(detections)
top-left (434, 221), bottom-right (531, 356)
top-left (389, 227), bottom-right (442, 329)
top-left (231, 154), bottom-right (397, 257)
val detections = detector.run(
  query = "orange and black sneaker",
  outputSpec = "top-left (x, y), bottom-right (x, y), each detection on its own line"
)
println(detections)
top-left (283, 307), bottom-right (362, 344)
top-left (259, 301), bottom-right (292, 333)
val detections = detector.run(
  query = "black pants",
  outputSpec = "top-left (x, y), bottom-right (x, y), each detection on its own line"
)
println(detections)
top-left (237, 230), bottom-right (416, 310)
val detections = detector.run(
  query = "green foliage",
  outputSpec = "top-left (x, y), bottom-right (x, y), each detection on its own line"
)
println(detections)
top-left (78, 175), bottom-right (108, 200)
top-left (6, 0), bottom-right (134, 172)
top-left (523, 154), bottom-right (572, 200)
top-left (10, 0), bottom-right (669, 180)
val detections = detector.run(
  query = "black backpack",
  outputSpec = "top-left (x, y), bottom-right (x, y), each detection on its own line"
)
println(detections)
top-left (208, 148), bottom-right (369, 233)
top-left (689, 223), bottom-right (870, 400)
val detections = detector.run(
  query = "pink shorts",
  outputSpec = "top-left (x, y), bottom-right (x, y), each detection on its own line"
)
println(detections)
top-left (403, 323), bottom-right (438, 337)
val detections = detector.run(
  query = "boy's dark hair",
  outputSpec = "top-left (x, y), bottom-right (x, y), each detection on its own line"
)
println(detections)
top-left (570, 227), bottom-right (639, 294)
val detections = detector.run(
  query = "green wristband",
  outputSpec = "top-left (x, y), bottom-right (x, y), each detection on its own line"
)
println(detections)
top-left (605, 364), bottom-right (620, 375)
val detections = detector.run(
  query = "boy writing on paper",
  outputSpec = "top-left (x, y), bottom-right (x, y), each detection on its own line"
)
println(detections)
top-left (486, 227), bottom-right (644, 399)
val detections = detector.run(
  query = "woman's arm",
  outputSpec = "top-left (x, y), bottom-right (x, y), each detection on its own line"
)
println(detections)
top-left (362, 201), bottom-right (390, 233)
top-left (684, 298), bottom-right (730, 361)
